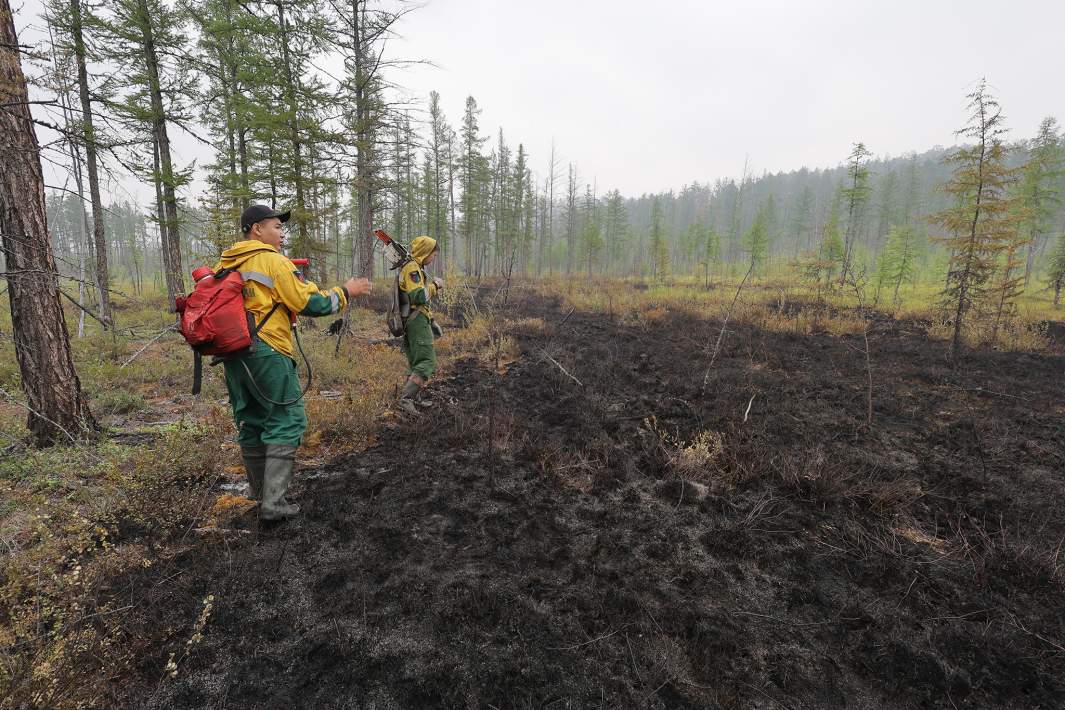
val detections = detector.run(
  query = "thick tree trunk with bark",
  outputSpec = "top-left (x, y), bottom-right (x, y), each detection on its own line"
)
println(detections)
top-left (0, 1), bottom-right (98, 446)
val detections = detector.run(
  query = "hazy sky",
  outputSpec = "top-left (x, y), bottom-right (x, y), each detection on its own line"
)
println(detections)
top-left (383, 0), bottom-right (1064, 195)
top-left (17, 0), bottom-right (1065, 202)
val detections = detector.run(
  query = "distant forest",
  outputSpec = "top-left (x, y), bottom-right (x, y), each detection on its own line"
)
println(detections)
top-left (47, 136), bottom-right (1065, 290)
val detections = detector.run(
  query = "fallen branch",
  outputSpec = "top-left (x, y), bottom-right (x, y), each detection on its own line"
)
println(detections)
top-left (194, 527), bottom-right (251, 536)
top-left (950, 384), bottom-right (1030, 402)
top-left (59, 289), bottom-right (111, 329)
top-left (1008, 612), bottom-right (1065, 655)
top-left (549, 624), bottom-right (628, 651)
top-left (0, 385), bottom-right (81, 445)
top-left (743, 394), bottom-right (756, 422)
top-left (541, 352), bottom-right (583, 387)
top-left (121, 324), bottom-right (178, 369)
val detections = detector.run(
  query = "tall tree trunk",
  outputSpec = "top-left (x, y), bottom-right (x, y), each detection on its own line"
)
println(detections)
top-left (277, 2), bottom-right (309, 259)
top-left (138, 0), bottom-right (184, 303)
top-left (1022, 231), bottom-right (1040, 290)
top-left (70, 0), bottom-right (110, 323)
top-left (220, 62), bottom-right (239, 224)
top-left (0, 3), bottom-right (98, 445)
top-left (447, 139), bottom-right (457, 273)
top-left (351, 0), bottom-right (374, 278)
top-left (267, 139), bottom-right (278, 207)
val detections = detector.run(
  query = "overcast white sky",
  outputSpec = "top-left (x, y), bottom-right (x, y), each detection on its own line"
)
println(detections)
top-left (384, 0), bottom-right (1065, 195)
top-left (17, 0), bottom-right (1065, 201)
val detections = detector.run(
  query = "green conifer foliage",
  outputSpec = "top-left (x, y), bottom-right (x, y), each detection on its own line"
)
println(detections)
top-left (929, 80), bottom-right (1021, 359)
top-left (876, 225), bottom-right (919, 305)
top-left (703, 225), bottom-right (721, 287)
top-left (1017, 117), bottom-right (1063, 287)
top-left (840, 142), bottom-right (873, 284)
top-left (650, 197), bottom-right (669, 280)
top-left (743, 204), bottom-right (769, 275)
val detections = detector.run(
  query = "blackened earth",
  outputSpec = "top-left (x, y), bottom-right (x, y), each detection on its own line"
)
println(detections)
top-left (124, 292), bottom-right (1065, 709)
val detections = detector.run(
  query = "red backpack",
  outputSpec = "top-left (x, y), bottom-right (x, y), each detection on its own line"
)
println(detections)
top-left (175, 260), bottom-right (282, 394)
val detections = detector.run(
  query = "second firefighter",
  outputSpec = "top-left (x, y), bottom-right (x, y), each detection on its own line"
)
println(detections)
top-left (397, 236), bottom-right (443, 414)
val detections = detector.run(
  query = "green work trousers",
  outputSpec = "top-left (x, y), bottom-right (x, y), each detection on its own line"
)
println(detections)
top-left (403, 312), bottom-right (437, 381)
top-left (223, 340), bottom-right (306, 447)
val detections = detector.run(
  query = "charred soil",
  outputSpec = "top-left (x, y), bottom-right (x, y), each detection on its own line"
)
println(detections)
top-left (125, 291), bottom-right (1065, 709)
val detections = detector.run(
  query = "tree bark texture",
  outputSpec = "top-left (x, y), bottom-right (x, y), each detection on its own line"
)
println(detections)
top-left (0, 0), bottom-right (99, 445)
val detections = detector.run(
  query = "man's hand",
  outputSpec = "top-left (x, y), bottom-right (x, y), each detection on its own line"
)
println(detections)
top-left (432, 277), bottom-right (444, 291)
top-left (343, 277), bottom-right (372, 299)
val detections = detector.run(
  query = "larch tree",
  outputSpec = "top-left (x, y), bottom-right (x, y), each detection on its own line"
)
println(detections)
top-left (815, 204), bottom-right (845, 289)
top-left (1016, 116), bottom-right (1063, 288)
top-left (873, 169), bottom-right (899, 253)
top-left (1, 0), bottom-right (99, 445)
top-left (840, 141), bottom-right (872, 285)
top-left (988, 214), bottom-right (1028, 344)
top-left (187, 0), bottom-right (264, 224)
top-left (44, 0), bottom-right (112, 323)
top-left (269, 0), bottom-right (332, 264)
top-left (703, 224), bottom-right (721, 287)
top-left (563, 163), bottom-right (578, 275)
top-left (929, 80), bottom-right (1020, 361)
top-left (743, 202), bottom-right (770, 276)
top-left (1046, 232), bottom-right (1065, 307)
top-left (96, 0), bottom-right (194, 304)
top-left (426, 91), bottom-right (451, 256)
top-left (580, 184), bottom-right (601, 276)
top-left (458, 96), bottom-right (488, 274)
top-left (789, 185), bottom-right (814, 255)
top-left (542, 140), bottom-right (560, 276)
top-left (901, 154), bottom-right (923, 226)
top-left (876, 225), bottom-right (919, 305)
top-left (602, 189), bottom-right (626, 274)
top-left (681, 221), bottom-right (704, 275)
top-left (649, 197), bottom-right (669, 280)
top-left (332, 0), bottom-right (413, 279)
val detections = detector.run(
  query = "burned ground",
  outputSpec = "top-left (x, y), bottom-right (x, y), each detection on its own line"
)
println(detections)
top-left (124, 291), bottom-right (1064, 709)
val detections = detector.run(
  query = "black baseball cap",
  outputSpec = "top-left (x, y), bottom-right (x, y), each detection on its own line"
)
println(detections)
top-left (241, 204), bottom-right (291, 233)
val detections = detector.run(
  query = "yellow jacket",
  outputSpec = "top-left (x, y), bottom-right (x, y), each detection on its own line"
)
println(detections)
top-left (215, 240), bottom-right (347, 359)
top-left (399, 236), bottom-right (439, 320)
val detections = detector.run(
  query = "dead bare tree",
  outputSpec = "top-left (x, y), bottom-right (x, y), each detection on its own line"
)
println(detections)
top-left (699, 261), bottom-right (754, 398)
top-left (844, 269), bottom-right (875, 429)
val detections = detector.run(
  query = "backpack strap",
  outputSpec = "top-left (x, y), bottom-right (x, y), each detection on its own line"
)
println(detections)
top-left (229, 251), bottom-right (284, 337)
top-left (252, 301), bottom-right (283, 338)
top-left (191, 351), bottom-right (203, 395)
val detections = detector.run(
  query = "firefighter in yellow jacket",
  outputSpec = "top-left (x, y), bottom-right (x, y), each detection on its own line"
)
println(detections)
top-left (217, 204), bottom-right (371, 521)
top-left (397, 236), bottom-right (443, 414)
